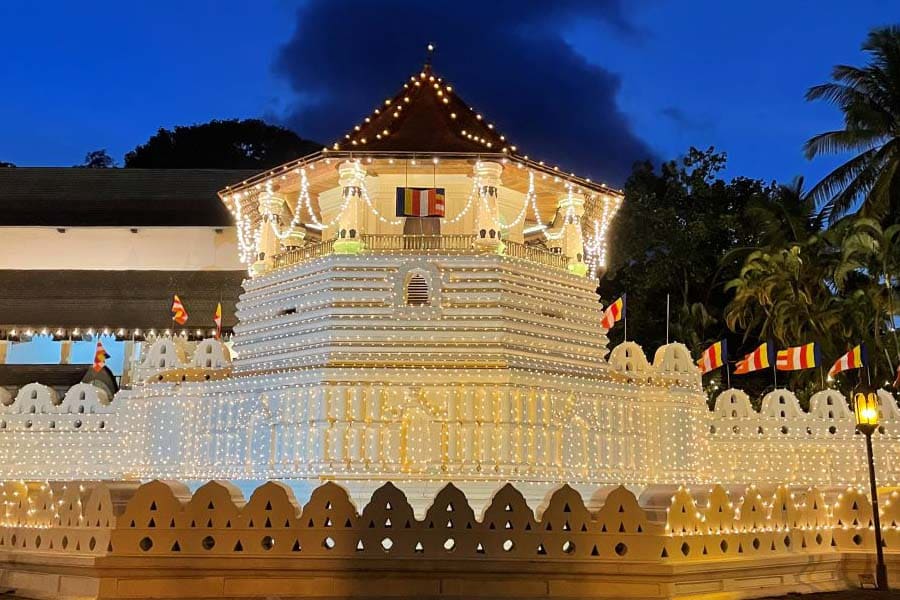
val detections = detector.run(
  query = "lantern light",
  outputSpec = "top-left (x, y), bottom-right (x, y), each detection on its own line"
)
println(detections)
top-left (853, 391), bottom-right (880, 432)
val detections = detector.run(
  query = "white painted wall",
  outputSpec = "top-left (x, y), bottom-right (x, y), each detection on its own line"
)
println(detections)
top-left (0, 227), bottom-right (244, 271)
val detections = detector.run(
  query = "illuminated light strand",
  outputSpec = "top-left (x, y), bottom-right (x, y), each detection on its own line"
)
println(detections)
top-left (442, 178), bottom-right (479, 224)
top-left (501, 170), bottom-right (534, 229)
top-left (266, 169), bottom-right (312, 241)
top-left (358, 178), bottom-right (403, 226)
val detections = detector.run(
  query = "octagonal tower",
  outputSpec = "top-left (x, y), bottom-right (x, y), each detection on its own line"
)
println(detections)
top-left (116, 55), bottom-right (708, 507)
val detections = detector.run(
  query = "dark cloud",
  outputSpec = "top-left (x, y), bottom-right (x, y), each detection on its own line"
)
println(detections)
top-left (273, 0), bottom-right (655, 185)
top-left (659, 106), bottom-right (715, 133)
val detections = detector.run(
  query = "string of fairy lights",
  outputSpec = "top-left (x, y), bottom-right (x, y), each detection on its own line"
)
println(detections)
top-left (223, 159), bottom-right (617, 278)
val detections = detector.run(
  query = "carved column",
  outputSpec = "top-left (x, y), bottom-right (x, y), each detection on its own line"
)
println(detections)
top-left (252, 188), bottom-right (288, 275)
top-left (335, 161), bottom-right (367, 254)
top-left (282, 229), bottom-right (306, 250)
top-left (473, 161), bottom-right (503, 250)
top-left (558, 189), bottom-right (587, 276)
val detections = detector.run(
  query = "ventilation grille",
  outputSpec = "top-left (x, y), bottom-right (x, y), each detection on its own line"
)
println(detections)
top-left (406, 274), bottom-right (430, 306)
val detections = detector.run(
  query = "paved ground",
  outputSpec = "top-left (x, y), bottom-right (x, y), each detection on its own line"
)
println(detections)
top-left (764, 592), bottom-right (900, 599)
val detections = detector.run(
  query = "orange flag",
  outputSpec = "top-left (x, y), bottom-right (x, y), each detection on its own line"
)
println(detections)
top-left (92, 339), bottom-right (110, 372)
top-left (214, 303), bottom-right (222, 339)
top-left (171, 295), bottom-right (188, 325)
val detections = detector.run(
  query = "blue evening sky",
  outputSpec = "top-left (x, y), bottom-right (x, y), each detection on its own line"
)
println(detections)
top-left (0, 1), bottom-right (895, 186)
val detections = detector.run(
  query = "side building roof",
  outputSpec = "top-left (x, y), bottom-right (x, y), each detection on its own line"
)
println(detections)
top-left (0, 168), bottom-right (259, 227)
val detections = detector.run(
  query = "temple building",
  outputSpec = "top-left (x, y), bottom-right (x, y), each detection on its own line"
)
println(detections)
top-left (0, 56), bottom-right (897, 510)
top-left (0, 167), bottom-right (253, 393)
top-left (4, 54), bottom-right (900, 600)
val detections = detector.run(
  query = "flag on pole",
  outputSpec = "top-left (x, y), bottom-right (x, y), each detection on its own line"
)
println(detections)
top-left (171, 295), bottom-right (188, 325)
top-left (395, 187), bottom-right (446, 217)
top-left (213, 302), bottom-right (222, 339)
top-left (828, 343), bottom-right (867, 376)
top-left (600, 295), bottom-right (626, 329)
top-left (776, 342), bottom-right (819, 371)
top-left (92, 339), bottom-right (110, 372)
top-left (697, 340), bottom-right (727, 375)
top-left (733, 342), bottom-right (773, 375)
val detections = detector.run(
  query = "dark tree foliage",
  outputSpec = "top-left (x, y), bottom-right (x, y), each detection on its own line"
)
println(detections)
top-left (598, 147), bottom-right (776, 394)
top-left (79, 149), bottom-right (116, 168)
top-left (0, 161), bottom-right (14, 168)
top-left (124, 119), bottom-right (321, 169)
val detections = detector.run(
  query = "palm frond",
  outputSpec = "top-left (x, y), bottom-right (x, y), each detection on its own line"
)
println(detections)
top-left (803, 129), bottom-right (886, 158)
top-left (805, 146), bottom-right (882, 212)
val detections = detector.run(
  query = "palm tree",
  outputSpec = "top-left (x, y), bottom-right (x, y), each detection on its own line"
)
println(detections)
top-left (804, 26), bottom-right (900, 225)
top-left (834, 217), bottom-right (900, 378)
top-left (746, 176), bottom-right (817, 247)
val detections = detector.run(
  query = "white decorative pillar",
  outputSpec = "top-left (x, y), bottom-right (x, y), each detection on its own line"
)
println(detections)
top-left (252, 188), bottom-right (288, 275)
top-left (473, 161), bottom-right (503, 250)
top-left (334, 160), bottom-right (367, 254)
top-left (281, 229), bottom-right (306, 251)
top-left (558, 188), bottom-right (588, 277)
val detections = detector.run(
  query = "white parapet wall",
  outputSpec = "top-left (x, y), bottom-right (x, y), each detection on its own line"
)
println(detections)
top-left (708, 387), bottom-right (900, 486)
top-left (1, 337), bottom-right (899, 504)
top-left (0, 382), bottom-right (134, 480)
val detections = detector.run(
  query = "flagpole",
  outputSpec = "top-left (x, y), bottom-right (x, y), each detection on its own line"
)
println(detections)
top-left (773, 361), bottom-right (778, 389)
top-left (725, 360), bottom-right (731, 389)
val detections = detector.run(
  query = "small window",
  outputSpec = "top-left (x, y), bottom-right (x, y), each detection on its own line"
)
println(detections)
top-left (405, 273), bottom-right (430, 306)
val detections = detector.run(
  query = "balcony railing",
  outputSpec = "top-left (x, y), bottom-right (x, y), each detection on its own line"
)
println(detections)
top-left (504, 240), bottom-right (570, 270)
top-left (272, 234), bottom-right (571, 272)
top-left (272, 238), bottom-right (335, 269)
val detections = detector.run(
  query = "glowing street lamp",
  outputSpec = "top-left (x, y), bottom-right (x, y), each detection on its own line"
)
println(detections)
top-left (854, 390), bottom-right (888, 590)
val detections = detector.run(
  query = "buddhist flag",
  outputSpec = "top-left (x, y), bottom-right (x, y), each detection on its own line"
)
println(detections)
top-left (601, 295), bottom-right (625, 329)
top-left (734, 342), bottom-right (773, 375)
top-left (171, 295), bottom-right (188, 325)
top-left (697, 340), bottom-right (727, 375)
top-left (828, 344), bottom-right (866, 376)
top-left (395, 187), bottom-right (446, 217)
top-left (776, 342), bottom-right (819, 371)
top-left (213, 303), bottom-right (222, 339)
top-left (92, 339), bottom-right (110, 372)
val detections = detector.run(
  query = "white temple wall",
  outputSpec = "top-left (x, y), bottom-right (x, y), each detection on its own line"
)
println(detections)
top-left (0, 383), bottom-right (134, 480)
top-left (0, 226), bottom-right (243, 271)
top-left (706, 388), bottom-right (900, 486)
top-left (2, 340), bottom-right (899, 507)
top-left (231, 253), bottom-right (606, 376)
top-left (108, 367), bottom-right (707, 491)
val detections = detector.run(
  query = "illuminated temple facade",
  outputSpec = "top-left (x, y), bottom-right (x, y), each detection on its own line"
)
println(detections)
top-left (2, 59), bottom-right (899, 510)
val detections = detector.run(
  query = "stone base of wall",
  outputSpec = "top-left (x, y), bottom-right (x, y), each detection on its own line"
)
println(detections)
top-left (0, 552), bottom-right (873, 599)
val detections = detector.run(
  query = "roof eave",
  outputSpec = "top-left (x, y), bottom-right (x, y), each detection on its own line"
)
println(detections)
top-left (217, 150), bottom-right (622, 199)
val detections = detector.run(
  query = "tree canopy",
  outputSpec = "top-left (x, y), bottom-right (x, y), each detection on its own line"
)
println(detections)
top-left (124, 119), bottom-right (321, 169)
top-left (804, 25), bottom-right (900, 224)
top-left (79, 149), bottom-right (116, 168)
top-left (599, 147), bottom-right (773, 354)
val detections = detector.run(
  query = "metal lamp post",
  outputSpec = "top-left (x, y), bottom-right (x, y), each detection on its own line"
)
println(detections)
top-left (854, 390), bottom-right (889, 590)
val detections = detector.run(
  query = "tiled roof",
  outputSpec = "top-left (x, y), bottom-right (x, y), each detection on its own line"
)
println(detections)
top-left (333, 63), bottom-right (511, 154)
top-left (0, 269), bottom-right (245, 330)
top-left (0, 168), bottom-right (259, 226)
